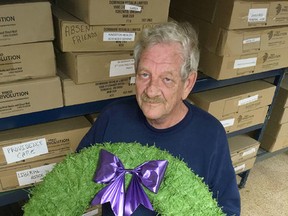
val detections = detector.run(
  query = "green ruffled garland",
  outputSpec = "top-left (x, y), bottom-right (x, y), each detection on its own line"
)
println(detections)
top-left (23, 142), bottom-right (224, 216)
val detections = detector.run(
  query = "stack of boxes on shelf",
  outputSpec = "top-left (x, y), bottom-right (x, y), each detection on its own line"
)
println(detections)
top-left (53, 0), bottom-right (170, 106)
top-left (0, 1), bottom-right (62, 119)
top-left (0, 1), bottom-right (91, 194)
top-left (170, 0), bottom-right (288, 80)
top-left (261, 74), bottom-right (288, 152)
top-left (170, 0), bottom-right (288, 174)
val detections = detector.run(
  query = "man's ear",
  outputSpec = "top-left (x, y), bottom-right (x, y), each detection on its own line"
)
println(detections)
top-left (182, 71), bottom-right (197, 100)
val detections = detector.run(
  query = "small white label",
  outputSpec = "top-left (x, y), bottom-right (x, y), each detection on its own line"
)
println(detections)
top-left (220, 118), bottom-right (235, 128)
top-left (125, 4), bottom-right (142, 12)
top-left (3, 138), bottom-right (48, 164)
top-left (243, 37), bottom-right (261, 44)
top-left (248, 8), bottom-right (268, 23)
top-left (242, 148), bottom-right (256, 157)
top-left (16, 163), bottom-right (56, 186)
top-left (110, 59), bottom-right (135, 77)
top-left (238, 95), bottom-right (259, 106)
top-left (103, 32), bottom-right (135, 42)
top-left (234, 164), bottom-right (246, 173)
top-left (82, 209), bottom-right (99, 216)
top-left (130, 76), bottom-right (136, 84)
top-left (234, 57), bottom-right (257, 69)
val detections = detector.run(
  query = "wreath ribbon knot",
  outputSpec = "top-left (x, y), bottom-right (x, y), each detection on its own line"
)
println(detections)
top-left (91, 149), bottom-right (168, 216)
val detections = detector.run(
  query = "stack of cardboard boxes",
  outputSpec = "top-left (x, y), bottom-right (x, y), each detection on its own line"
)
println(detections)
top-left (0, 1), bottom-right (63, 119)
top-left (0, 1), bottom-right (92, 194)
top-left (261, 74), bottom-right (288, 152)
top-left (170, 0), bottom-right (288, 80)
top-left (53, 0), bottom-right (171, 105)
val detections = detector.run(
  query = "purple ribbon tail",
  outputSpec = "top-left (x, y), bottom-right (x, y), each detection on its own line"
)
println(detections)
top-left (91, 172), bottom-right (125, 216)
top-left (125, 174), bottom-right (153, 216)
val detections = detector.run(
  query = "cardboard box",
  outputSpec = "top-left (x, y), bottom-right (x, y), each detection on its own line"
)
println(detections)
top-left (0, 155), bottom-right (64, 192)
top-left (59, 71), bottom-right (135, 106)
top-left (273, 74), bottom-right (288, 108)
top-left (0, 1), bottom-right (54, 46)
top-left (56, 50), bottom-right (135, 84)
top-left (228, 134), bottom-right (260, 164)
top-left (199, 47), bottom-right (288, 80)
top-left (0, 76), bottom-right (63, 118)
top-left (233, 156), bottom-right (256, 174)
top-left (263, 119), bottom-right (288, 138)
top-left (0, 116), bottom-right (91, 167)
top-left (220, 106), bottom-right (269, 134)
top-left (170, 0), bottom-right (288, 30)
top-left (189, 80), bottom-right (276, 119)
top-left (171, 10), bottom-right (288, 56)
top-left (0, 42), bottom-right (56, 83)
top-left (53, 6), bottom-right (152, 52)
top-left (56, 0), bottom-right (170, 25)
top-left (260, 133), bottom-right (288, 152)
top-left (269, 104), bottom-right (288, 124)
top-left (85, 113), bottom-right (99, 124)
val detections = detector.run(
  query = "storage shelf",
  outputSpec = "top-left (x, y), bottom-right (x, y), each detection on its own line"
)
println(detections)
top-left (0, 68), bottom-right (286, 207)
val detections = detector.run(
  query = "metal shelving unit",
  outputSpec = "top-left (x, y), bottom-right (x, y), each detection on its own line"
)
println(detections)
top-left (0, 68), bottom-right (286, 206)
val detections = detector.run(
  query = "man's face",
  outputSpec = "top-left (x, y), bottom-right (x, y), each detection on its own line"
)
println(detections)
top-left (135, 42), bottom-right (194, 127)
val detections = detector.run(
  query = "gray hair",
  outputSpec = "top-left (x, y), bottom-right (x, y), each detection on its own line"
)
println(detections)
top-left (134, 21), bottom-right (200, 81)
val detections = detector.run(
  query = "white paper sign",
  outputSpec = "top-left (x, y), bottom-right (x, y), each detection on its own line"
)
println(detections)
top-left (238, 95), bottom-right (259, 106)
top-left (234, 57), bottom-right (257, 69)
top-left (103, 32), bottom-right (135, 42)
top-left (248, 8), bottom-right (268, 23)
top-left (220, 118), bottom-right (235, 128)
top-left (110, 59), bottom-right (135, 77)
top-left (3, 138), bottom-right (48, 164)
top-left (130, 76), bottom-right (136, 84)
top-left (125, 4), bottom-right (142, 12)
top-left (243, 37), bottom-right (261, 44)
top-left (16, 163), bottom-right (56, 186)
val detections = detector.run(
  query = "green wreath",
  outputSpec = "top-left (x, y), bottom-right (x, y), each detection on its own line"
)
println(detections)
top-left (23, 142), bottom-right (224, 216)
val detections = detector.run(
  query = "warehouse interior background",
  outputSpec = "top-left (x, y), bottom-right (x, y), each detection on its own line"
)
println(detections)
top-left (1, 0), bottom-right (288, 215)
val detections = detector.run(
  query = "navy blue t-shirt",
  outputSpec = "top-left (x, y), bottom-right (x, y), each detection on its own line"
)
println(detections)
top-left (77, 97), bottom-right (241, 216)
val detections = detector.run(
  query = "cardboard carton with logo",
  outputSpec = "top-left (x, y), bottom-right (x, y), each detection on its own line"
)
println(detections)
top-left (220, 106), bottom-right (269, 134)
top-left (0, 155), bottom-right (64, 192)
top-left (59, 71), bottom-right (135, 106)
top-left (199, 47), bottom-right (288, 80)
top-left (0, 76), bottom-right (63, 118)
top-left (170, 0), bottom-right (288, 30)
top-left (0, 116), bottom-right (91, 168)
top-left (56, 0), bottom-right (170, 25)
top-left (170, 9), bottom-right (288, 56)
top-left (189, 80), bottom-right (276, 119)
top-left (0, 42), bottom-right (56, 83)
top-left (56, 50), bottom-right (135, 84)
top-left (228, 134), bottom-right (260, 164)
top-left (53, 6), bottom-right (152, 52)
top-left (0, 1), bottom-right (54, 46)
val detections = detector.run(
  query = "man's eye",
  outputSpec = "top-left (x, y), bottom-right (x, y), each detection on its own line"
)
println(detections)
top-left (140, 72), bottom-right (149, 78)
top-left (163, 77), bottom-right (172, 83)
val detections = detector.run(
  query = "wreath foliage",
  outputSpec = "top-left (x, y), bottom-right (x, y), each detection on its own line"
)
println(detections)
top-left (23, 142), bottom-right (224, 216)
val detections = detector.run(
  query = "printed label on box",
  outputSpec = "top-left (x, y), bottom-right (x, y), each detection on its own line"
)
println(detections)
top-left (243, 37), bottom-right (261, 44)
top-left (220, 118), bottom-right (235, 128)
top-left (130, 76), bottom-right (136, 84)
top-left (110, 59), bottom-right (135, 77)
top-left (16, 163), bottom-right (56, 186)
top-left (234, 164), bottom-right (246, 173)
top-left (234, 57), bottom-right (257, 69)
top-left (125, 4), bottom-right (142, 12)
top-left (238, 95), bottom-right (259, 106)
top-left (3, 138), bottom-right (48, 164)
top-left (242, 148), bottom-right (256, 157)
top-left (103, 32), bottom-right (135, 42)
top-left (248, 8), bottom-right (267, 23)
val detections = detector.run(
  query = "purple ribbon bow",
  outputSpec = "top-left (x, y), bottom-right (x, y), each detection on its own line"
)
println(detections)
top-left (91, 149), bottom-right (168, 216)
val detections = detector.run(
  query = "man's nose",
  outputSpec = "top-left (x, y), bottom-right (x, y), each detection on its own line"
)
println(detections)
top-left (145, 78), bottom-right (160, 97)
